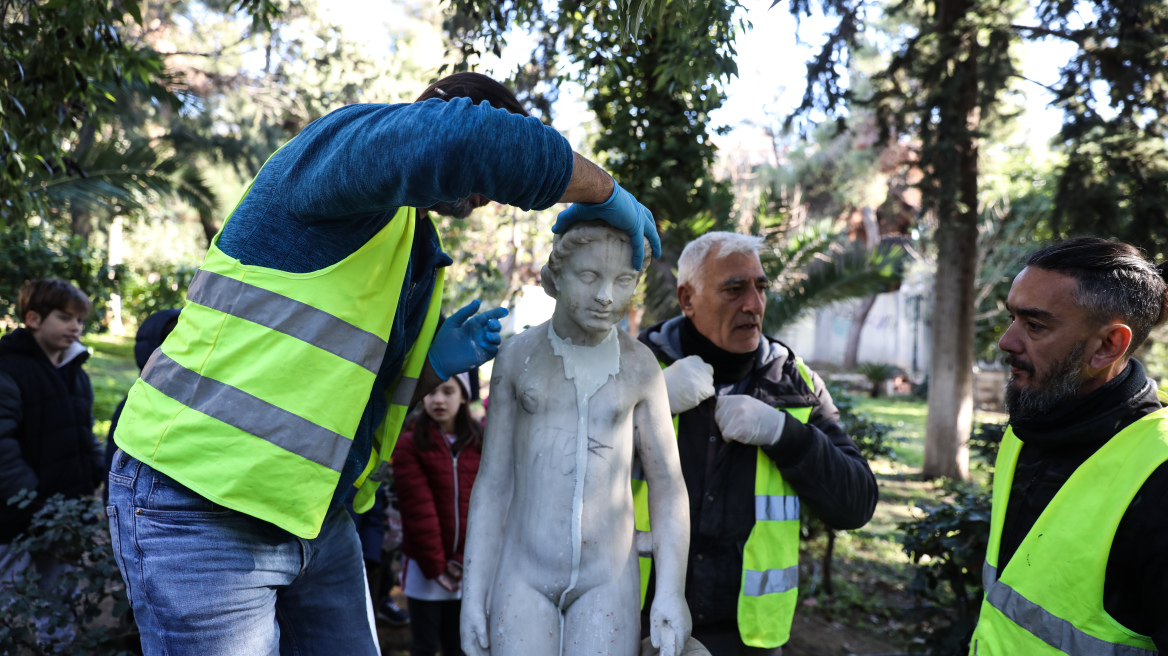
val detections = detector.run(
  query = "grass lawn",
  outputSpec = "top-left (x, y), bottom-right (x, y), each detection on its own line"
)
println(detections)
top-left (86, 332), bottom-right (140, 441)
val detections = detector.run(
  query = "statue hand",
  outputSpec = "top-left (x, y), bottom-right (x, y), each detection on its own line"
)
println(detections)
top-left (648, 594), bottom-right (691, 656)
top-left (461, 601), bottom-right (490, 656)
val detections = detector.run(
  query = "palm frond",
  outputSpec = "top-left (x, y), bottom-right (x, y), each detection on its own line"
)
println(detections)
top-left (763, 243), bottom-right (907, 335)
top-left (34, 139), bottom-right (218, 223)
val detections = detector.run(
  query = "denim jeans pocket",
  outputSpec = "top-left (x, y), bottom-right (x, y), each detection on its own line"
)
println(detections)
top-left (141, 471), bottom-right (230, 519)
top-left (106, 506), bottom-right (132, 604)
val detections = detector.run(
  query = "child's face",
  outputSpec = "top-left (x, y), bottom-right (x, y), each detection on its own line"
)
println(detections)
top-left (556, 237), bottom-right (638, 336)
top-left (423, 379), bottom-right (465, 430)
top-left (26, 307), bottom-right (86, 354)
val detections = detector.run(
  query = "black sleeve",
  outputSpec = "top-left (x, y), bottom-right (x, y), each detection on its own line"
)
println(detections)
top-left (1106, 462), bottom-right (1168, 650)
top-left (0, 372), bottom-right (38, 502)
top-left (760, 369), bottom-right (879, 530)
top-left (79, 370), bottom-right (104, 481)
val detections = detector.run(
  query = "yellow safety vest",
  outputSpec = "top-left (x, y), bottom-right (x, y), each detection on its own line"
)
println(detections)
top-left (632, 357), bottom-right (816, 648)
top-left (116, 180), bottom-right (443, 540)
top-left (970, 404), bottom-right (1168, 656)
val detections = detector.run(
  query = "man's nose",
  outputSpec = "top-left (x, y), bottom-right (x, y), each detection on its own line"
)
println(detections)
top-left (999, 321), bottom-right (1022, 354)
top-left (743, 287), bottom-right (765, 315)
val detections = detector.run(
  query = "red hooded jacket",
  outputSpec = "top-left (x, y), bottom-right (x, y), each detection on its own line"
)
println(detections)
top-left (392, 422), bottom-right (482, 579)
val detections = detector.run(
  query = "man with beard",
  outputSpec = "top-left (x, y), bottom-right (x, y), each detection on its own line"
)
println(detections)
top-left (636, 232), bottom-right (879, 655)
top-left (106, 72), bottom-right (660, 656)
top-left (971, 237), bottom-right (1168, 654)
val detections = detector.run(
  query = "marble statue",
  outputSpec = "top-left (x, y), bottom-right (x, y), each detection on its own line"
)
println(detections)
top-left (460, 220), bottom-right (705, 656)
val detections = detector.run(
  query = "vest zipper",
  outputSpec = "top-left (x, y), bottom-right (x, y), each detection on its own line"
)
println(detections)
top-left (451, 450), bottom-right (461, 553)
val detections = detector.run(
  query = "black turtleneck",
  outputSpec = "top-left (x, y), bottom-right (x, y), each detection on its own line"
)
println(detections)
top-left (1000, 359), bottom-right (1168, 648)
top-left (678, 316), bottom-right (759, 385)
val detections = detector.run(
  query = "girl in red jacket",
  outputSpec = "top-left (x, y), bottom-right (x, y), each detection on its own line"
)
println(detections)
top-left (393, 372), bottom-right (481, 656)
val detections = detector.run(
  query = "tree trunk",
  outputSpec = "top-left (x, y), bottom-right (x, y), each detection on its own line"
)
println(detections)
top-left (923, 2), bottom-right (978, 481)
top-left (843, 295), bottom-right (877, 369)
top-left (843, 207), bottom-right (881, 369)
top-left (70, 206), bottom-right (92, 243)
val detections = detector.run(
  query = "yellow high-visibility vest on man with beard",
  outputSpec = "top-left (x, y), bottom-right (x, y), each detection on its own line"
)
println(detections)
top-left (970, 404), bottom-right (1168, 655)
top-left (115, 205), bottom-right (443, 540)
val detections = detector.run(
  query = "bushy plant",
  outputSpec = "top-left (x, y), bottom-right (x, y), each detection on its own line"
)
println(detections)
top-left (0, 229), bottom-right (125, 331)
top-left (899, 487), bottom-right (992, 655)
top-left (827, 381), bottom-right (897, 461)
top-left (0, 491), bottom-right (137, 655)
top-left (119, 264), bottom-right (196, 326)
top-left (855, 361), bottom-right (899, 398)
top-left (969, 422), bottom-right (1005, 481)
top-left (801, 383), bottom-right (898, 597)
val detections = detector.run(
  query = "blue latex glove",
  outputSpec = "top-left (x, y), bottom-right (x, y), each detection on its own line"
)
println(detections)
top-left (552, 181), bottom-right (661, 270)
top-left (427, 300), bottom-right (509, 380)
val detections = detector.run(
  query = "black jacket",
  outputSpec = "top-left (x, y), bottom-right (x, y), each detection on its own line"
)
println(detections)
top-left (639, 317), bottom-right (879, 626)
top-left (1001, 359), bottom-right (1168, 650)
top-left (0, 328), bottom-right (103, 542)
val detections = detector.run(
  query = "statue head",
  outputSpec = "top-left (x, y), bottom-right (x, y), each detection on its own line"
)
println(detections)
top-left (541, 220), bottom-right (649, 340)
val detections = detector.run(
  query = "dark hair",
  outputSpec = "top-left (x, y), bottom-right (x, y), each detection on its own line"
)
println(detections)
top-left (18, 278), bottom-right (92, 324)
top-left (1026, 237), bottom-right (1168, 355)
top-left (407, 385), bottom-right (483, 453)
top-left (415, 72), bottom-right (529, 117)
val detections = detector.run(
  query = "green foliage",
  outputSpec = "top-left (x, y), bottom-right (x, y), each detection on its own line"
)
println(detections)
top-left (34, 139), bottom-right (218, 235)
top-left (119, 264), bottom-right (196, 327)
top-left (760, 217), bottom-right (907, 334)
top-left (0, 0), bottom-right (168, 228)
top-left (0, 491), bottom-right (137, 655)
top-left (899, 487), bottom-right (992, 655)
top-left (0, 228), bottom-right (123, 330)
top-left (826, 380), bottom-right (897, 461)
top-left (443, 0), bottom-right (740, 321)
top-left (856, 361), bottom-right (898, 397)
top-left (1039, 0), bottom-right (1168, 252)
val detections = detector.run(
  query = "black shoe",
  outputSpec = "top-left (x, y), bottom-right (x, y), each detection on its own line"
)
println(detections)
top-left (376, 598), bottom-right (410, 626)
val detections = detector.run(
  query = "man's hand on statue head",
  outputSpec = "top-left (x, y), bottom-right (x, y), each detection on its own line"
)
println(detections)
top-left (714, 395), bottom-right (787, 447)
top-left (661, 355), bottom-right (715, 415)
top-left (552, 181), bottom-right (662, 270)
top-left (427, 299), bottom-right (509, 380)
top-left (648, 593), bottom-right (692, 656)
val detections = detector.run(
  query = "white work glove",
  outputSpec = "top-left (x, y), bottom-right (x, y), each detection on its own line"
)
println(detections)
top-left (661, 355), bottom-right (715, 415)
top-left (715, 395), bottom-right (786, 446)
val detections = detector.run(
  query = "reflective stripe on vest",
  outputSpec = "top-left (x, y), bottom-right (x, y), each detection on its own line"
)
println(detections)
top-left (634, 356), bottom-right (816, 649)
top-left (970, 407), bottom-right (1168, 656)
top-left (116, 194), bottom-right (443, 539)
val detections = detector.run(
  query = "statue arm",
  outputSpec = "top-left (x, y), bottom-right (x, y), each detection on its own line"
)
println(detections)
top-left (634, 363), bottom-right (692, 656)
top-left (460, 347), bottom-right (518, 655)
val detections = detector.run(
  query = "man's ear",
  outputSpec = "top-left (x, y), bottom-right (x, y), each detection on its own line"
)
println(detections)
top-left (1089, 323), bottom-right (1133, 371)
top-left (23, 311), bottom-right (43, 331)
top-left (677, 284), bottom-right (695, 318)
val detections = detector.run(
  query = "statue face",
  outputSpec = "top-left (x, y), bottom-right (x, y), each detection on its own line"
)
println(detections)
top-left (553, 236), bottom-right (638, 338)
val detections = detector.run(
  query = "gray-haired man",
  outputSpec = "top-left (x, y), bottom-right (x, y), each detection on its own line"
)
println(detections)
top-left (637, 232), bottom-right (878, 656)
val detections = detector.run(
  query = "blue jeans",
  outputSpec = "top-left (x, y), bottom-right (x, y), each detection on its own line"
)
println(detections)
top-left (107, 450), bottom-right (380, 656)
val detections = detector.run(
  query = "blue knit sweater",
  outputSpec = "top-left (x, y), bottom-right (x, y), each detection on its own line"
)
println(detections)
top-left (215, 98), bottom-right (574, 506)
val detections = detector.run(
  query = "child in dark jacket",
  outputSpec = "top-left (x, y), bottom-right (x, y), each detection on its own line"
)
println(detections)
top-left (0, 279), bottom-right (101, 567)
top-left (393, 372), bottom-right (482, 656)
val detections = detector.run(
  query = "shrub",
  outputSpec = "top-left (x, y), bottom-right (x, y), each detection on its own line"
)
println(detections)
top-left (0, 228), bottom-right (125, 332)
top-left (899, 487), bottom-right (992, 655)
top-left (855, 361), bottom-right (899, 397)
top-left (0, 491), bottom-right (138, 655)
top-left (119, 264), bottom-right (196, 326)
top-left (827, 381), bottom-right (897, 461)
